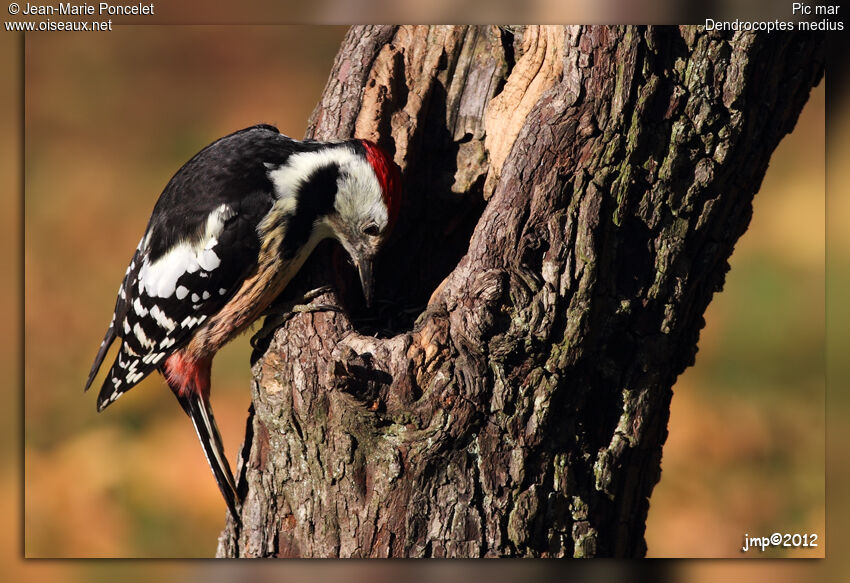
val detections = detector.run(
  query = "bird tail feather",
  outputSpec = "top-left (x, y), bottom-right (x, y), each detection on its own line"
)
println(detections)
top-left (85, 325), bottom-right (116, 392)
top-left (178, 392), bottom-right (240, 519)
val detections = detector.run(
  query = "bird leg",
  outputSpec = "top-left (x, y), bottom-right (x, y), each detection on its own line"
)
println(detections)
top-left (250, 286), bottom-right (343, 349)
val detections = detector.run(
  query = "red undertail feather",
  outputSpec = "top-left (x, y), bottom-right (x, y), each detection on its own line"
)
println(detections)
top-left (360, 139), bottom-right (402, 231)
top-left (163, 352), bottom-right (213, 399)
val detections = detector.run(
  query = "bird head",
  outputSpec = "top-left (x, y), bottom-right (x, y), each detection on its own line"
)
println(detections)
top-left (322, 139), bottom-right (401, 307)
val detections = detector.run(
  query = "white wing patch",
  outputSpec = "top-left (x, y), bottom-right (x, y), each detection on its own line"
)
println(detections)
top-left (113, 203), bottom-right (237, 387)
top-left (138, 204), bottom-right (233, 299)
top-left (197, 248), bottom-right (221, 271)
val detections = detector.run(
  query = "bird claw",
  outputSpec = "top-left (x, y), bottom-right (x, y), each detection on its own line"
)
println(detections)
top-left (250, 287), bottom-right (343, 349)
top-left (296, 285), bottom-right (334, 303)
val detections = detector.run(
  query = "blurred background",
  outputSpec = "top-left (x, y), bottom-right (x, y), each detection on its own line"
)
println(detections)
top-left (14, 22), bottom-right (827, 569)
top-left (23, 26), bottom-right (349, 558)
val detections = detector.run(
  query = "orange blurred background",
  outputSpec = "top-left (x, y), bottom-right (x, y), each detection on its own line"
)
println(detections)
top-left (16, 25), bottom-right (826, 566)
top-left (23, 26), bottom-right (348, 558)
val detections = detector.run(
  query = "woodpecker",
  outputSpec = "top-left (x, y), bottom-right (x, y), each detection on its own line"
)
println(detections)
top-left (85, 124), bottom-right (401, 518)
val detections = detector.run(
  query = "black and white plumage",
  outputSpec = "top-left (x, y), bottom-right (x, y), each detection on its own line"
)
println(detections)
top-left (85, 124), bottom-right (401, 518)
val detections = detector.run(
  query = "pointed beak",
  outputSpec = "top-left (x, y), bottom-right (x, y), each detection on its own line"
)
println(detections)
top-left (355, 256), bottom-right (374, 308)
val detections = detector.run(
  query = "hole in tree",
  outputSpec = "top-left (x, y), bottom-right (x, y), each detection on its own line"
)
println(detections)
top-left (349, 82), bottom-right (489, 337)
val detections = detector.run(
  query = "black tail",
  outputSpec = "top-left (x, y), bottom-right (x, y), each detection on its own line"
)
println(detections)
top-left (85, 325), bottom-right (116, 392)
top-left (177, 392), bottom-right (240, 519)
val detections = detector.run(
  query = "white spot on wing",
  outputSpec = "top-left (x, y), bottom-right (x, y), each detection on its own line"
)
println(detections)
top-left (149, 304), bottom-right (177, 332)
top-left (133, 323), bottom-right (155, 350)
top-left (160, 337), bottom-right (176, 349)
top-left (191, 293), bottom-right (200, 303)
top-left (137, 204), bottom-right (233, 298)
top-left (175, 286), bottom-right (188, 300)
top-left (133, 297), bottom-right (148, 317)
top-left (127, 371), bottom-right (145, 384)
top-left (202, 291), bottom-right (211, 300)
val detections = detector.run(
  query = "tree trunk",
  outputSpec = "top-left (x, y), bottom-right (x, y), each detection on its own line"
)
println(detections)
top-left (217, 25), bottom-right (823, 558)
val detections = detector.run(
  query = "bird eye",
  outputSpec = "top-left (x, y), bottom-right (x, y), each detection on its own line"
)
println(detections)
top-left (362, 223), bottom-right (380, 237)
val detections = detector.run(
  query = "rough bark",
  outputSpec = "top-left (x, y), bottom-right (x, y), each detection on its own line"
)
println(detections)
top-left (217, 25), bottom-right (824, 558)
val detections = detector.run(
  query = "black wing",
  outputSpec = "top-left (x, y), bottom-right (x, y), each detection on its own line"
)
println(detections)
top-left (86, 124), bottom-right (307, 410)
